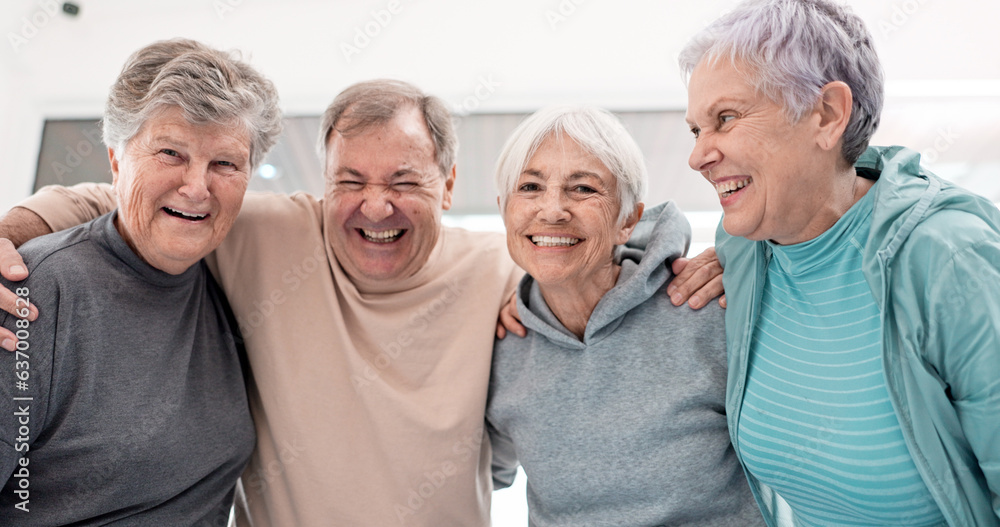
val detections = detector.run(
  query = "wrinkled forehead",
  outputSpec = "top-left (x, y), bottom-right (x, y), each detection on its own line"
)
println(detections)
top-left (684, 57), bottom-right (762, 123)
top-left (327, 107), bottom-right (436, 161)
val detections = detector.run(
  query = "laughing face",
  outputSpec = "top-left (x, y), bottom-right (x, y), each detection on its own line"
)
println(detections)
top-left (111, 106), bottom-right (251, 274)
top-left (323, 105), bottom-right (455, 286)
top-left (685, 58), bottom-right (836, 245)
top-left (503, 133), bottom-right (638, 290)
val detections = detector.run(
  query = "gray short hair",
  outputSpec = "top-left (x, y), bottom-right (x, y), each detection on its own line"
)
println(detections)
top-left (494, 106), bottom-right (647, 225)
top-left (103, 38), bottom-right (282, 170)
top-left (678, 0), bottom-right (883, 165)
top-left (317, 79), bottom-right (458, 177)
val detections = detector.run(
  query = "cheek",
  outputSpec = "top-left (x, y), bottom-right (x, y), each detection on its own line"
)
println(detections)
top-left (120, 183), bottom-right (151, 222)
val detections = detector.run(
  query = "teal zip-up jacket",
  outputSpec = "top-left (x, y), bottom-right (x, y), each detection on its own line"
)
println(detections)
top-left (716, 146), bottom-right (1000, 527)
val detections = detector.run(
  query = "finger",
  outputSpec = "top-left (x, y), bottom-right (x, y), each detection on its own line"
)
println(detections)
top-left (668, 248), bottom-right (719, 302)
top-left (669, 257), bottom-right (689, 278)
top-left (0, 239), bottom-right (28, 281)
top-left (498, 306), bottom-right (527, 338)
top-left (688, 274), bottom-right (724, 310)
top-left (0, 284), bottom-right (37, 321)
top-left (667, 258), bottom-right (688, 297)
top-left (670, 259), bottom-right (721, 306)
top-left (0, 327), bottom-right (18, 352)
top-left (719, 294), bottom-right (727, 309)
top-left (496, 321), bottom-right (507, 340)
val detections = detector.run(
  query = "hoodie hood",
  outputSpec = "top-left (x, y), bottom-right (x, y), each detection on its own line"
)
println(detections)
top-left (515, 201), bottom-right (691, 349)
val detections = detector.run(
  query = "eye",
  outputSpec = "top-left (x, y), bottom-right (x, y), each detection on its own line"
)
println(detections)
top-left (689, 127), bottom-right (701, 139)
top-left (719, 113), bottom-right (737, 125)
top-left (517, 182), bottom-right (540, 192)
top-left (336, 180), bottom-right (365, 190)
top-left (571, 185), bottom-right (597, 194)
top-left (392, 181), bottom-right (418, 191)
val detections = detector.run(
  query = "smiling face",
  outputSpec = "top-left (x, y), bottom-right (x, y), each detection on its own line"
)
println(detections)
top-left (685, 58), bottom-right (838, 245)
top-left (323, 105), bottom-right (455, 285)
top-left (504, 133), bottom-right (639, 290)
top-left (111, 106), bottom-right (251, 274)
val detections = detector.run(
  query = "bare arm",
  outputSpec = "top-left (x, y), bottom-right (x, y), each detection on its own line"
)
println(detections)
top-left (0, 207), bottom-right (53, 249)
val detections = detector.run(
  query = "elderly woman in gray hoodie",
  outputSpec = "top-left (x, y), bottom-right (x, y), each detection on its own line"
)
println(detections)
top-left (486, 106), bottom-right (762, 526)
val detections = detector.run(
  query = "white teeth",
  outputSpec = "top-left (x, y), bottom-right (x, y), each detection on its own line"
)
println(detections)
top-left (361, 229), bottom-right (402, 243)
top-left (714, 177), bottom-right (751, 198)
top-left (530, 235), bottom-right (581, 247)
top-left (165, 207), bottom-right (207, 219)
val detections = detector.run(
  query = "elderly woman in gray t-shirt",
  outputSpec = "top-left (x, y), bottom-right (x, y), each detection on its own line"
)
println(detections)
top-left (0, 39), bottom-right (281, 525)
top-left (486, 105), bottom-right (762, 526)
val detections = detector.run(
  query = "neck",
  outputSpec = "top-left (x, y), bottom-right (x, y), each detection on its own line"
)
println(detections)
top-left (537, 263), bottom-right (621, 340)
top-left (774, 167), bottom-right (874, 245)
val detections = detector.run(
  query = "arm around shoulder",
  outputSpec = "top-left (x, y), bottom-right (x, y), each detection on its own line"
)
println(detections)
top-left (16, 183), bottom-right (116, 235)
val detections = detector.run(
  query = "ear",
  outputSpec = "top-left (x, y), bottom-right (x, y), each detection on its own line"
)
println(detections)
top-left (815, 81), bottom-right (852, 152)
top-left (441, 164), bottom-right (457, 211)
top-left (108, 147), bottom-right (120, 189)
top-left (615, 202), bottom-right (644, 245)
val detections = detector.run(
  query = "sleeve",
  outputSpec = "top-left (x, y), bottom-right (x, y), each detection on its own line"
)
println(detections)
top-left (0, 273), bottom-right (55, 489)
top-left (486, 416), bottom-right (519, 490)
top-left (501, 266), bottom-right (524, 306)
top-left (16, 183), bottom-right (116, 233)
top-left (930, 237), bottom-right (1000, 518)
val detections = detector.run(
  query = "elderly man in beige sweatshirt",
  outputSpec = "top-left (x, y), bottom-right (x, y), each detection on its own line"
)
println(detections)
top-left (0, 79), bottom-right (719, 526)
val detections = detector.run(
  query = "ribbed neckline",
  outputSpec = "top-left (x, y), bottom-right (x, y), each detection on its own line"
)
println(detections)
top-left (91, 211), bottom-right (202, 288)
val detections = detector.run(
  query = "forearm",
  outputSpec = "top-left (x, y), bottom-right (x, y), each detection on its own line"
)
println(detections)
top-left (0, 207), bottom-right (53, 248)
top-left (17, 183), bottom-right (116, 233)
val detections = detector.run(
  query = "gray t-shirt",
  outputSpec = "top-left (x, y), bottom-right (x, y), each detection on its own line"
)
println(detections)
top-left (0, 211), bottom-right (254, 526)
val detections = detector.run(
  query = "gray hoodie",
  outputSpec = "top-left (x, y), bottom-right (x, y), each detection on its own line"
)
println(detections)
top-left (487, 202), bottom-right (762, 527)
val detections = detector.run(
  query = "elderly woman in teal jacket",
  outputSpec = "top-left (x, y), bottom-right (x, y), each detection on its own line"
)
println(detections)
top-left (680, 0), bottom-right (1000, 526)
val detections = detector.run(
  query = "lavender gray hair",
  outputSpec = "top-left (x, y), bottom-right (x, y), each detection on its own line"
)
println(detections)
top-left (678, 0), bottom-right (883, 164)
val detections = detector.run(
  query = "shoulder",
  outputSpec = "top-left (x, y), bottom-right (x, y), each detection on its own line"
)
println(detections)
top-left (890, 195), bottom-right (1000, 277)
top-left (222, 191), bottom-right (324, 254)
top-left (439, 226), bottom-right (516, 275)
top-left (630, 282), bottom-right (728, 338)
top-left (18, 220), bottom-right (101, 278)
top-left (235, 191), bottom-right (323, 227)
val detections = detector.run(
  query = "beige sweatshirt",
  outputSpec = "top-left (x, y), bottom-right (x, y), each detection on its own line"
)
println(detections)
top-left (19, 185), bottom-right (522, 526)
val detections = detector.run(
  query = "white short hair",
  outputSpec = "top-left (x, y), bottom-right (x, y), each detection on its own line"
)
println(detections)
top-left (494, 106), bottom-right (647, 225)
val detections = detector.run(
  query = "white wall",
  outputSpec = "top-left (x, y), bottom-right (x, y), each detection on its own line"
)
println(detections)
top-left (2, 0), bottom-right (998, 212)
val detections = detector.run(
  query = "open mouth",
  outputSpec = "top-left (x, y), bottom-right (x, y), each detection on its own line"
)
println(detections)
top-left (530, 235), bottom-right (581, 248)
top-left (715, 177), bottom-right (751, 199)
top-left (163, 207), bottom-right (209, 221)
top-left (359, 228), bottom-right (405, 243)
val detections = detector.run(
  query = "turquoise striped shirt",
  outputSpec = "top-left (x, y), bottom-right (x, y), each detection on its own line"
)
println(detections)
top-left (737, 188), bottom-right (945, 526)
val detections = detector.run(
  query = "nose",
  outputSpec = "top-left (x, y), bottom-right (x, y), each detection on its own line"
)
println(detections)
top-left (688, 133), bottom-right (721, 177)
top-left (537, 187), bottom-right (570, 223)
top-left (178, 166), bottom-right (211, 202)
top-left (359, 185), bottom-right (394, 223)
